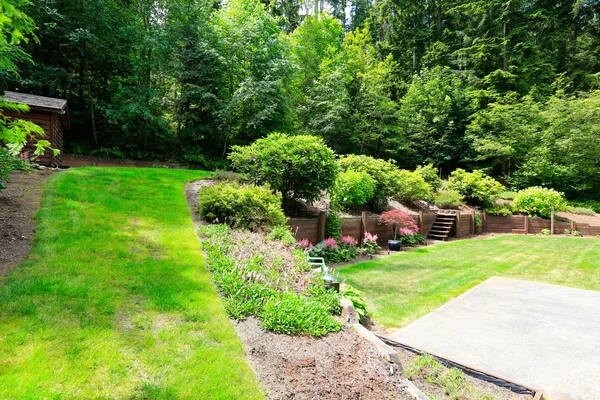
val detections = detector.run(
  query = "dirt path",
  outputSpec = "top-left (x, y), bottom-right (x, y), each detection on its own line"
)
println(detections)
top-left (0, 169), bottom-right (56, 277)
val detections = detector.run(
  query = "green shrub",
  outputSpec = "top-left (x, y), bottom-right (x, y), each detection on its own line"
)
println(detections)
top-left (338, 155), bottom-right (401, 207)
top-left (260, 292), bottom-right (343, 336)
top-left (541, 229), bottom-right (551, 235)
top-left (573, 230), bottom-right (582, 237)
top-left (447, 169), bottom-right (505, 208)
top-left (229, 133), bottom-right (337, 202)
top-left (396, 170), bottom-right (433, 202)
top-left (0, 148), bottom-right (12, 191)
top-left (309, 237), bottom-right (359, 263)
top-left (305, 283), bottom-right (342, 316)
top-left (325, 211), bottom-right (342, 241)
top-left (499, 191), bottom-right (517, 200)
top-left (198, 182), bottom-right (287, 230)
top-left (416, 163), bottom-right (442, 191)
top-left (434, 190), bottom-right (463, 209)
top-left (513, 187), bottom-right (567, 218)
top-left (566, 206), bottom-right (596, 216)
top-left (266, 225), bottom-right (296, 245)
top-left (564, 229), bottom-right (571, 235)
top-left (398, 233), bottom-right (424, 247)
top-left (330, 169), bottom-right (376, 210)
top-left (340, 284), bottom-right (368, 323)
top-left (212, 170), bottom-right (243, 182)
top-left (486, 204), bottom-right (514, 216)
top-left (569, 200), bottom-right (600, 213)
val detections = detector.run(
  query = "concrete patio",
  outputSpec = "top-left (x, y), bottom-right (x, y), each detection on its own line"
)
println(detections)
top-left (388, 277), bottom-right (600, 400)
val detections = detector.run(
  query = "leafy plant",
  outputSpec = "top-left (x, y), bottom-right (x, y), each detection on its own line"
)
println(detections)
top-left (566, 206), bottom-right (596, 216)
top-left (198, 182), bottom-right (287, 230)
top-left (486, 204), bottom-right (514, 216)
top-left (434, 190), bottom-right (463, 209)
top-left (573, 230), bottom-right (582, 237)
top-left (260, 291), bottom-right (343, 336)
top-left (266, 225), bottom-right (296, 245)
top-left (325, 211), bottom-right (342, 241)
top-left (541, 229), bottom-right (551, 235)
top-left (229, 133), bottom-right (337, 203)
top-left (361, 232), bottom-right (380, 255)
top-left (340, 284), bottom-right (368, 323)
top-left (447, 169), bottom-right (504, 208)
top-left (569, 200), bottom-right (600, 213)
top-left (378, 210), bottom-right (419, 240)
top-left (416, 163), bottom-right (442, 191)
top-left (513, 187), bottom-right (567, 218)
top-left (395, 169), bottom-right (433, 202)
top-left (564, 229), bottom-right (571, 235)
top-left (398, 233), bottom-right (424, 247)
top-left (309, 236), bottom-right (359, 263)
top-left (337, 155), bottom-right (401, 207)
top-left (330, 169), bottom-right (376, 210)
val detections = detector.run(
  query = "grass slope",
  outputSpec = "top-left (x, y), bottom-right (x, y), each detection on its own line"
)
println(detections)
top-left (338, 235), bottom-right (600, 329)
top-left (0, 168), bottom-right (263, 399)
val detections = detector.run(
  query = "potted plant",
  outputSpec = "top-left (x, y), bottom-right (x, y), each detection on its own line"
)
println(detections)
top-left (378, 210), bottom-right (419, 252)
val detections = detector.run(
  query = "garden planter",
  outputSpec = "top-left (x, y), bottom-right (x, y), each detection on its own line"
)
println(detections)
top-left (387, 240), bottom-right (401, 252)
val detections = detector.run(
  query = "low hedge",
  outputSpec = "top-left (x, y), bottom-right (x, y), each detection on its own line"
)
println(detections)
top-left (198, 182), bottom-right (287, 230)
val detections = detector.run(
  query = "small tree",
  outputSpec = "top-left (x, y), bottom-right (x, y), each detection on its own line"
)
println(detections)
top-left (378, 210), bottom-right (419, 240)
top-left (512, 187), bottom-right (567, 218)
top-left (229, 133), bottom-right (338, 203)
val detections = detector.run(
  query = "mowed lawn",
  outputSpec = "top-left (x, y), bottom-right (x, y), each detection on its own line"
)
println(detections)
top-left (338, 235), bottom-right (600, 329)
top-left (0, 168), bottom-right (263, 399)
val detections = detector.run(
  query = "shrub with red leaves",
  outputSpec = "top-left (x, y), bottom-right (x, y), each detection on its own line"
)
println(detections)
top-left (378, 210), bottom-right (419, 240)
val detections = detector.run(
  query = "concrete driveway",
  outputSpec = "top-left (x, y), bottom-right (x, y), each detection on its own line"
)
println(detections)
top-left (388, 277), bottom-right (600, 400)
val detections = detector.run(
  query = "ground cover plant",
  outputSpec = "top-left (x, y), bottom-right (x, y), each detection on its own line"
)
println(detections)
top-left (407, 355), bottom-right (497, 400)
top-left (337, 235), bottom-right (600, 328)
top-left (0, 168), bottom-right (263, 399)
top-left (198, 224), bottom-right (343, 336)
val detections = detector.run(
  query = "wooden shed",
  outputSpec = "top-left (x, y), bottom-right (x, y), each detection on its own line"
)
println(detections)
top-left (2, 91), bottom-right (69, 167)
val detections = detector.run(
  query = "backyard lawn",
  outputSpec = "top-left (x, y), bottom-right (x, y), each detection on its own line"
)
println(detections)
top-left (337, 235), bottom-right (600, 329)
top-left (0, 168), bottom-right (263, 399)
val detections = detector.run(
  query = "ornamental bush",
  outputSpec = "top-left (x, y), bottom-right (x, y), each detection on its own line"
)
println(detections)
top-left (396, 169), bottom-right (433, 202)
top-left (330, 169), bottom-right (376, 210)
top-left (447, 169), bottom-right (504, 208)
top-left (337, 155), bottom-right (401, 207)
top-left (229, 133), bottom-right (337, 203)
top-left (198, 182), bottom-right (287, 230)
top-left (434, 190), bottom-right (463, 209)
top-left (512, 187), bottom-right (567, 218)
top-left (416, 163), bottom-right (442, 191)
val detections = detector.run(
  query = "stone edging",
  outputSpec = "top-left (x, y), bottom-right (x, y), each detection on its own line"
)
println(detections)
top-left (340, 297), bottom-right (430, 400)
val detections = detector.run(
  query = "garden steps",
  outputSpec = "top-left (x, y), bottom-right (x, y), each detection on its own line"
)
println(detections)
top-left (427, 214), bottom-right (457, 241)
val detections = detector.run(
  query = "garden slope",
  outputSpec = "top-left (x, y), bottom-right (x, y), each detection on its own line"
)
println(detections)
top-left (0, 168), bottom-right (263, 399)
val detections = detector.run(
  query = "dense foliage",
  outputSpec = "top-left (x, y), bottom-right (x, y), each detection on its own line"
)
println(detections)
top-left (512, 187), bottom-right (568, 218)
top-left (330, 169), bottom-right (376, 210)
top-left (198, 182), bottom-right (287, 230)
top-left (448, 169), bottom-right (504, 208)
top-left (199, 224), bottom-right (343, 336)
top-left (434, 190), bottom-right (463, 210)
top-left (395, 169), bottom-right (433, 203)
top-left (229, 133), bottom-right (337, 203)
top-left (4, 0), bottom-right (600, 201)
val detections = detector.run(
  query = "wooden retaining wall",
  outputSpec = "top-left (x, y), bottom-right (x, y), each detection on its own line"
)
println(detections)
top-left (483, 213), bottom-right (600, 236)
top-left (289, 211), bottom-right (475, 245)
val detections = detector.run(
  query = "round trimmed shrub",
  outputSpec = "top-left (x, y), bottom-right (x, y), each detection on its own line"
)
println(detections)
top-left (396, 170), bottom-right (433, 202)
top-left (330, 169), bottom-right (376, 210)
top-left (229, 133), bottom-right (337, 203)
top-left (337, 155), bottom-right (401, 206)
top-left (512, 187), bottom-right (567, 218)
top-left (447, 169), bottom-right (504, 208)
top-left (198, 182), bottom-right (287, 230)
top-left (434, 190), bottom-right (463, 209)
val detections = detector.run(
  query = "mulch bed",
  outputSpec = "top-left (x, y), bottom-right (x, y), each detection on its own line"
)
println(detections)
top-left (0, 169), bottom-right (56, 277)
top-left (236, 318), bottom-right (413, 400)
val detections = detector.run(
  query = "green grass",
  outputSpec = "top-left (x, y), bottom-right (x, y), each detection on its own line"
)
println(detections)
top-left (337, 235), bottom-right (600, 328)
top-left (0, 168), bottom-right (264, 399)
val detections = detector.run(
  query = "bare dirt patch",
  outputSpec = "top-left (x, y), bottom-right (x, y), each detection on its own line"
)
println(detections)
top-left (236, 318), bottom-right (413, 400)
top-left (556, 211), bottom-right (600, 226)
top-left (0, 169), bottom-right (56, 277)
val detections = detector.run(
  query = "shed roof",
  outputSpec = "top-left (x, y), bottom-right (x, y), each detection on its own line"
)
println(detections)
top-left (2, 91), bottom-right (68, 114)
